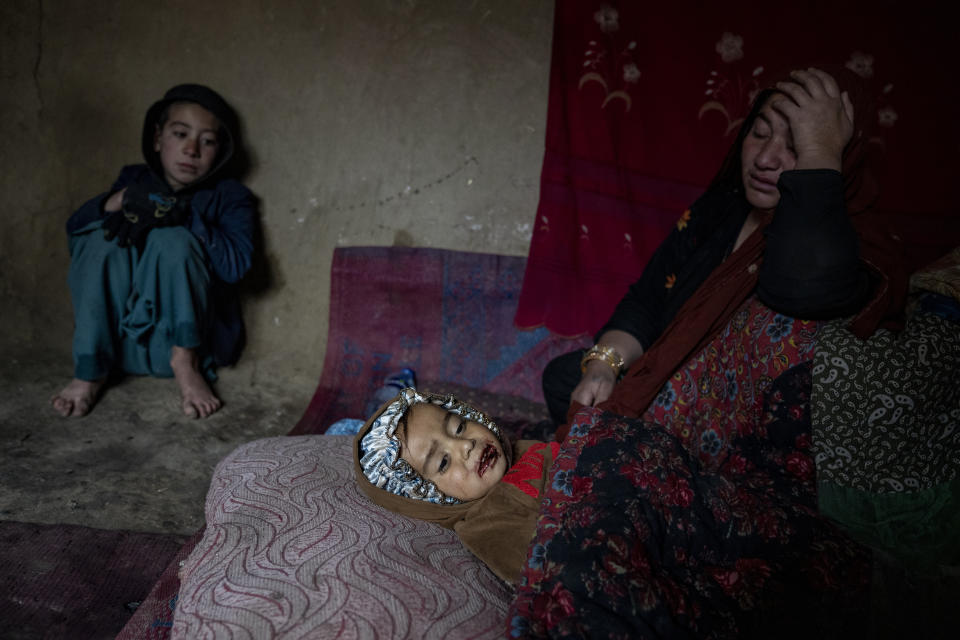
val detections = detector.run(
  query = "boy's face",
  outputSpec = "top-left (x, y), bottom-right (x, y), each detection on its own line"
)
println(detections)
top-left (399, 403), bottom-right (506, 501)
top-left (153, 102), bottom-right (221, 191)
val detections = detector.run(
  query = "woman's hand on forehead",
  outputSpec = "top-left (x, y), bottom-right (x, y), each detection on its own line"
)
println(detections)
top-left (770, 67), bottom-right (854, 171)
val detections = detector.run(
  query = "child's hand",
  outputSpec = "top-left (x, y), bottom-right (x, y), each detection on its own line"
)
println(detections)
top-left (102, 183), bottom-right (190, 249)
top-left (772, 68), bottom-right (854, 171)
top-left (103, 188), bottom-right (126, 213)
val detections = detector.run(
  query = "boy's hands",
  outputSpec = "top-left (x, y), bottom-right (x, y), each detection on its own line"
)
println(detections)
top-left (772, 68), bottom-right (854, 171)
top-left (103, 182), bottom-right (191, 249)
top-left (104, 188), bottom-right (126, 213)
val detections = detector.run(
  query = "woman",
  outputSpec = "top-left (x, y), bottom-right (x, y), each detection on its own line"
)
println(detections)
top-left (543, 67), bottom-right (903, 430)
top-left (510, 67), bottom-right (906, 637)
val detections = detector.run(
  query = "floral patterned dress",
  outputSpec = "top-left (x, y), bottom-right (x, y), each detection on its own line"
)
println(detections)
top-left (508, 296), bottom-right (870, 639)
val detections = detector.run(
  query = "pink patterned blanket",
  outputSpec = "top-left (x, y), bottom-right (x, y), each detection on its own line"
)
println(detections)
top-left (292, 246), bottom-right (587, 436)
top-left (172, 436), bottom-right (511, 639)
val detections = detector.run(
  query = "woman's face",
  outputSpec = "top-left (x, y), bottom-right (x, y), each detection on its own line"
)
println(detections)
top-left (398, 402), bottom-right (506, 501)
top-left (740, 95), bottom-right (798, 212)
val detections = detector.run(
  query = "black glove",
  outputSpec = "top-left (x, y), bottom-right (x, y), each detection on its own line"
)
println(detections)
top-left (102, 180), bottom-right (191, 249)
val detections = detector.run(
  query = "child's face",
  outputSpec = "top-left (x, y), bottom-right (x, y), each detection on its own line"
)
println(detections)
top-left (153, 102), bottom-right (221, 191)
top-left (399, 403), bottom-right (506, 501)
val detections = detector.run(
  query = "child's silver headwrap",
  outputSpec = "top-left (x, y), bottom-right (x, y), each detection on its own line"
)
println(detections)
top-left (358, 387), bottom-right (504, 504)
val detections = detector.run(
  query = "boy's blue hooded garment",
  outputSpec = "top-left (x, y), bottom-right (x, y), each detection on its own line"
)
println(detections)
top-left (67, 84), bottom-right (255, 367)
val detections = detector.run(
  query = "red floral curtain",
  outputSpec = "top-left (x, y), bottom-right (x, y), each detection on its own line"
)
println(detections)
top-left (515, 0), bottom-right (959, 337)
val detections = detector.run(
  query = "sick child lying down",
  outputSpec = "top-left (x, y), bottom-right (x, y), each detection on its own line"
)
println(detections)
top-left (354, 386), bottom-right (557, 584)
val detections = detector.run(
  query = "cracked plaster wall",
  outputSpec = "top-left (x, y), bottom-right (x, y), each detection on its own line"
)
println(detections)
top-left (0, 0), bottom-right (553, 383)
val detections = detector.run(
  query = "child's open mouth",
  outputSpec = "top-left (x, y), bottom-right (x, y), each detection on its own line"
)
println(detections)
top-left (477, 443), bottom-right (498, 478)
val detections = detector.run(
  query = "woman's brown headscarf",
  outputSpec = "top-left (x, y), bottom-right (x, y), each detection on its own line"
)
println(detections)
top-left (591, 65), bottom-right (907, 423)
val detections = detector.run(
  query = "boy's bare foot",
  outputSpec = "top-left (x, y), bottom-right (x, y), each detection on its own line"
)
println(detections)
top-left (170, 346), bottom-right (221, 419)
top-left (51, 378), bottom-right (105, 417)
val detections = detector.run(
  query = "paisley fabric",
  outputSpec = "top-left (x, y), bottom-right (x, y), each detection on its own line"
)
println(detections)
top-left (813, 304), bottom-right (960, 493)
top-left (812, 292), bottom-right (960, 568)
top-left (509, 296), bottom-right (870, 638)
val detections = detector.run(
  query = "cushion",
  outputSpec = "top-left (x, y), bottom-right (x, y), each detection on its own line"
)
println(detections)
top-left (172, 436), bottom-right (511, 639)
top-left (812, 293), bottom-right (960, 571)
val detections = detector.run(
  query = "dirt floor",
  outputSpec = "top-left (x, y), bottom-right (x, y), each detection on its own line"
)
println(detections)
top-left (0, 346), bottom-right (318, 536)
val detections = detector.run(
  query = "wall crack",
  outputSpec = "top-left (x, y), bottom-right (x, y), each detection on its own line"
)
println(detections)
top-left (322, 155), bottom-right (479, 214)
top-left (33, 0), bottom-right (45, 116)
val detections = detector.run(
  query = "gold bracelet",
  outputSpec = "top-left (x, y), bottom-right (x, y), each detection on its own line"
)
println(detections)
top-left (580, 344), bottom-right (625, 375)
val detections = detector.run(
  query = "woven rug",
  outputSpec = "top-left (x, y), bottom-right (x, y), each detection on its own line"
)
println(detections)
top-left (114, 531), bottom-right (202, 640)
top-left (0, 521), bottom-right (185, 640)
top-left (291, 246), bottom-right (588, 435)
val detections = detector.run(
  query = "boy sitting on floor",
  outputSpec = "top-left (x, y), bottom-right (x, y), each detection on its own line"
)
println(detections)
top-left (354, 386), bottom-right (558, 584)
top-left (52, 84), bottom-right (255, 419)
